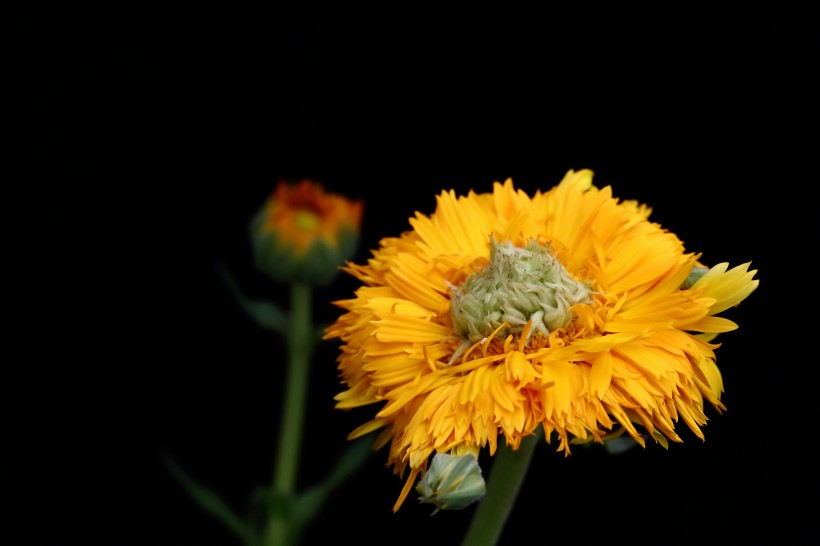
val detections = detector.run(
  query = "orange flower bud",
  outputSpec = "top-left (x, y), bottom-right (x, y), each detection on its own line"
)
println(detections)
top-left (250, 179), bottom-right (363, 285)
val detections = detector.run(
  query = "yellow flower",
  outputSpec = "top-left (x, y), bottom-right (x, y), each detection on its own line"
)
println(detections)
top-left (325, 169), bottom-right (759, 511)
top-left (250, 179), bottom-right (363, 286)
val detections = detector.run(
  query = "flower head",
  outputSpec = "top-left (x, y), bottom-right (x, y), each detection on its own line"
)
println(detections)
top-left (325, 169), bottom-right (759, 511)
top-left (250, 179), bottom-right (363, 286)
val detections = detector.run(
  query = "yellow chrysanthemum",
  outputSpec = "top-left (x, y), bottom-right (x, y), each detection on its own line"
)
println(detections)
top-left (325, 169), bottom-right (759, 511)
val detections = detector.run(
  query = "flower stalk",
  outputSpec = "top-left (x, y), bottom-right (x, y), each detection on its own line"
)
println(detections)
top-left (460, 433), bottom-right (540, 546)
top-left (265, 282), bottom-right (313, 546)
top-left (168, 179), bottom-right (365, 546)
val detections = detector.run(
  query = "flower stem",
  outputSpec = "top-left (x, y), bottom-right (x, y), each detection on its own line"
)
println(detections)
top-left (265, 282), bottom-right (313, 546)
top-left (460, 433), bottom-right (539, 546)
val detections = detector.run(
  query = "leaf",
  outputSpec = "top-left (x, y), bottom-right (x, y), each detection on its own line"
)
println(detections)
top-left (603, 436), bottom-right (641, 455)
top-left (164, 455), bottom-right (253, 545)
top-left (289, 433), bottom-right (376, 542)
top-left (217, 265), bottom-right (288, 334)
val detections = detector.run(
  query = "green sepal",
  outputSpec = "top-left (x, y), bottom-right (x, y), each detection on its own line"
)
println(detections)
top-left (164, 455), bottom-right (253, 544)
top-left (603, 436), bottom-right (641, 455)
top-left (218, 265), bottom-right (288, 334)
top-left (249, 209), bottom-right (360, 287)
top-left (682, 265), bottom-right (709, 289)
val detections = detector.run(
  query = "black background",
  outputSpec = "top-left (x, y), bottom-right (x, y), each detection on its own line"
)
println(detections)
top-left (5, 2), bottom-right (817, 545)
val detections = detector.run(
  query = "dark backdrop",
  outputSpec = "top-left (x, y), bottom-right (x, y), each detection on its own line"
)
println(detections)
top-left (5, 2), bottom-right (817, 545)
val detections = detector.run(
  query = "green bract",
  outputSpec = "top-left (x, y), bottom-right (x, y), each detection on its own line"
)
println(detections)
top-left (416, 453), bottom-right (486, 514)
top-left (250, 212), bottom-right (359, 287)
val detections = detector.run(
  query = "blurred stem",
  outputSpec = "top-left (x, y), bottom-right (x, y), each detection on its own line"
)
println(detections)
top-left (265, 282), bottom-right (313, 546)
top-left (460, 433), bottom-right (539, 546)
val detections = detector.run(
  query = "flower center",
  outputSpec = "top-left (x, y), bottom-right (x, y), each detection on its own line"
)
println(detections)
top-left (450, 239), bottom-right (592, 344)
top-left (293, 209), bottom-right (321, 232)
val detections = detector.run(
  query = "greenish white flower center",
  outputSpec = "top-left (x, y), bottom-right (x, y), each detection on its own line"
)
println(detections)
top-left (450, 239), bottom-right (592, 344)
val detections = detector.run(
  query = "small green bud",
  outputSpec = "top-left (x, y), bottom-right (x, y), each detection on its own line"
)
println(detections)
top-left (416, 453), bottom-right (486, 514)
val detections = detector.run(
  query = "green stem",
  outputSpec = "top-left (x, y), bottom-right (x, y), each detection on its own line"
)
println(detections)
top-left (461, 433), bottom-right (540, 546)
top-left (265, 282), bottom-right (313, 546)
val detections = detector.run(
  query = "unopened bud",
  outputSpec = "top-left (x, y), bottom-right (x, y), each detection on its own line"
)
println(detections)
top-left (416, 453), bottom-right (486, 514)
top-left (250, 179), bottom-right (363, 286)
